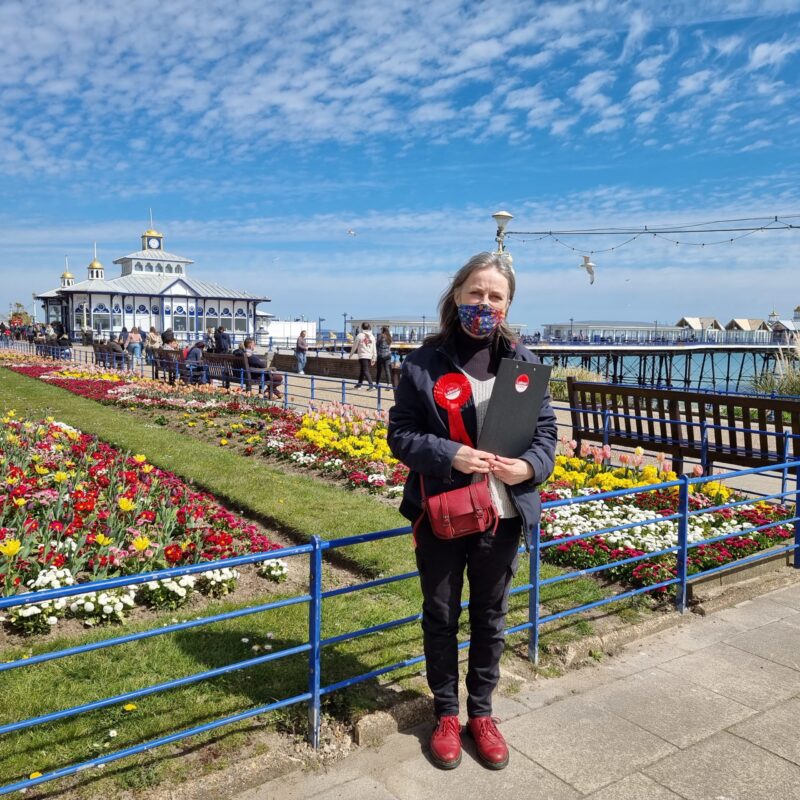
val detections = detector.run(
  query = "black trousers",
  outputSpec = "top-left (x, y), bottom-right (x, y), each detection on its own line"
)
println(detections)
top-left (376, 356), bottom-right (393, 386)
top-left (356, 358), bottom-right (373, 387)
top-left (415, 516), bottom-right (521, 719)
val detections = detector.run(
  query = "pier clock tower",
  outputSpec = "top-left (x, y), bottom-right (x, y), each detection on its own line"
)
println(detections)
top-left (141, 229), bottom-right (164, 250)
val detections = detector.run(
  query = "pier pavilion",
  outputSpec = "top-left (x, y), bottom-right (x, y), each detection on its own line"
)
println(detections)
top-left (36, 228), bottom-right (270, 341)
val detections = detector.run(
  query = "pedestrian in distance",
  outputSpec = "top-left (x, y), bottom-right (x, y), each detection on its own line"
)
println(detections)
top-left (387, 251), bottom-right (557, 771)
top-left (376, 325), bottom-right (393, 387)
top-left (350, 322), bottom-right (376, 390)
top-left (295, 329), bottom-right (308, 374)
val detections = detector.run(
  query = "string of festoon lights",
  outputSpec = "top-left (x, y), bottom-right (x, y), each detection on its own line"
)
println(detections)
top-left (489, 211), bottom-right (800, 283)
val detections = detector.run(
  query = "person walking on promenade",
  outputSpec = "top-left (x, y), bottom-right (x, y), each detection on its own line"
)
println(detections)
top-left (204, 326), bottom-right (216, 352)
top-left (145, 326), bottom-right (162, 364)
top-left (387, 252), bottom-right (557, 771)
top-left (126, 326), bottom-right (143, 370)
top-left (295, 330), bottom-right (308, 374)
top-left (350, 322), bottom-right (376, 390)
top-left (215, 325), bottom-right (231, 353)
top-left (376, 325), bottom-right (393, 388)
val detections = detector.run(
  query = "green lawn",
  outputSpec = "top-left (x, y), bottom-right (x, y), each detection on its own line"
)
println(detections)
top-left (0, 368), bottom-right (616, 793)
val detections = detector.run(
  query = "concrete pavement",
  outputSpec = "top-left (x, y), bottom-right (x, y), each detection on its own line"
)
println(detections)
top-left (237, 579), bottom-right (800, 800)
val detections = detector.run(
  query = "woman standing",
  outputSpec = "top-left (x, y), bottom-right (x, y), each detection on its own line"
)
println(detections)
top-left (375, 325), bottom-right (393, 387)
top-left (350, 322), bottom-right (376, 390)
top-left (126, 326), bottom-right (143, 370)
top-left (388, 252), bottom-right (557, 771)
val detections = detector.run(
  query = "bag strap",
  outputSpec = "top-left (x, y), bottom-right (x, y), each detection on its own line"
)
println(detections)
top-left (420, 473), bottom-right (488, 503)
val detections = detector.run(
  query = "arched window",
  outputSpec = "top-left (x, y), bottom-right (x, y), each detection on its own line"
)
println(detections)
top-left (175, 266), bottom-right (183, 275)
top-left (93, 304), bottom-right (109, 313)
top-left (165, 265), bottom-right (173, 273)
top-left (175, 306), bottom-right (185, 315)
top-left (124, 304), bottom-right (134, 314)
top-left (206, 307), bottom-right (218, 317)
top-left (137, 304), bottom-right (148, 314)
top-left (145, 264), bottom-right (154, 273)
top-left (156, 264), bottom-right (163, 273)
top-left (135, 262), bottom-right (142, 269)
top-left (151, 305), bottom-right (160, 315)
top-left (221, 307), bottom-right (232, 317)
top-left (112, 304), bottom-right (122, 313)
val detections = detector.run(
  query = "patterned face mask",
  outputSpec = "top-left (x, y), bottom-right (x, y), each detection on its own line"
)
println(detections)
top-left (457, 303), bottom-right (505, 337)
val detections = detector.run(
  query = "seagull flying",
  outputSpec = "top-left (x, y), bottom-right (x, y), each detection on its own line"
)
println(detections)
top-left (346, 229), bottom-right (357, 237)
top-left (580, 255), bottom-right (596, 285)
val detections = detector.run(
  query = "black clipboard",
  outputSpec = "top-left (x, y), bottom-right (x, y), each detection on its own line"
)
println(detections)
top-left (476, 359), bottom-right (552, 457)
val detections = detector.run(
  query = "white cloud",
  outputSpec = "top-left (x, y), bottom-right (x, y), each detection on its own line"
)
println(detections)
top-left (629, 78), bottom-right (660, 102)
top-left (747, 37), bottom-right (800, 70)
top-left (620, 9), bottom-right (651, 61)
top-left (569, 70), bottom-right (615, 111)
top-left (675, 69), bottom-right (713, 96)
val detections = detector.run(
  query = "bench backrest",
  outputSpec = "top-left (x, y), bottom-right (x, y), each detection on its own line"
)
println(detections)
top-left (567, 378), bottom-right (800, 467)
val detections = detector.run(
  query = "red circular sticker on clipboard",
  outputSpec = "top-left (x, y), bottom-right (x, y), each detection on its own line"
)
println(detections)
top-left (515, 374), bottom-right (530, 393)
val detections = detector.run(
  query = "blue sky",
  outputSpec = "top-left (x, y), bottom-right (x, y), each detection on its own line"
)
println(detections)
top-left (2, 0), bottom-right (799, 331)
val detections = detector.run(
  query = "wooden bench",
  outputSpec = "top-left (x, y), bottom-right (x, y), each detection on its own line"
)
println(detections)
top-left (567, 378), bottom-right (800, 474)
top-left (194, 352), bottom-right (282, 398)
top-left (92, 342), bottom-right (126, 370)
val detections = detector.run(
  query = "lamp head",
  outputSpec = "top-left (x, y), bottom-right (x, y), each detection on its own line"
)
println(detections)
top-left (492, 210), bottom-right (513, 232)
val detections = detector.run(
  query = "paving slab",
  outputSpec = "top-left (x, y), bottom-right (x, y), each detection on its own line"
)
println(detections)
top-left (657, 641), bottom-right (800, 710)
top-left (501, 694), bottom-right (676, 794)
top-left (763, 582), bottom-right (800, 610)
top-left (656, 615), bottom-right (749, 652)
top-left (601, 635), bottom-right (693, 678)
top-left (730, 697), bottom-right (800, 766)
top-left (711, 596), bottom-right (799, 629)
top-left (644, 731), bottom-right (800, 800)
top-left (309, 776), bottom-right (399, 800)
top-left (384, 741), bottom-right (580, 800)
top-left (583, 667), bottom-right (755, 748)
top-left (583, 772), bottom-right (685, 800)
top-left (725, 619), bottom-right (800, 670)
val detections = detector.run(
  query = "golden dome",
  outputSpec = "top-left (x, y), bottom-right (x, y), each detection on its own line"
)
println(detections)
top-left (61, 270), bottom-right (74, 279)
top-left (144, 229), bottom-right (162, 237)
top-left (89, 258), bottom-right (103, 269)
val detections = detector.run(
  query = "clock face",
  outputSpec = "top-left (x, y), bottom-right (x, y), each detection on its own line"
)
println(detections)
top-left (148, 237), bottom-right (160, 248)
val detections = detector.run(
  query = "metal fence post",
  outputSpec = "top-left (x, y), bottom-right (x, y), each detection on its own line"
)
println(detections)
top-left (676, 475), bottom-right (690, 612)
top-left (307, 536), bottom-right (323, 748)
top-left (528, 523), bottom-right (541, 664)
top-left (700, 421), bottom-right (708, 474)
top-left (283, 375), bottom-right (289, 410)
top-left (602, 410), bottom-right (610, 448)
top-left (310, 376), bottom-right (315, 402)
top-left (782, 432), bottom-right (790, 499)
top-left (794, 466), bottom-right (800, 570)
top-left (341, 380), bottom-right (346, 404)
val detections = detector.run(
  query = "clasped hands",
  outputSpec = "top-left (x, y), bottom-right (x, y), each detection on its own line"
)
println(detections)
top-left (452, 445), bottom-right (533, 486)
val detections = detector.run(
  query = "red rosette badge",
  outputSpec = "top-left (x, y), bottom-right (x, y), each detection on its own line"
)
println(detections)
top-left (433, 373), bottom-right (473, 446)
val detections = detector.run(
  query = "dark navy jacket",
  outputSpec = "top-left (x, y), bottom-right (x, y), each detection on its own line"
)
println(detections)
top-left (387, 336), bottom-right (558, 547)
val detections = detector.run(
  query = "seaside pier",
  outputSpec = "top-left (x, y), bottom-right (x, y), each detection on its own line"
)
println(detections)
top-left (530, 342), bottom-right (789, 392)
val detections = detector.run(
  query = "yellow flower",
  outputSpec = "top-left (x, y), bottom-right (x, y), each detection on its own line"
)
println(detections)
top-left (219, 439), bottom-right (229, 446)
top-left (118, 497), bottom-right (136, 513)
top-left (122, 703), bottom-right (137, 712)
top-left (53, 471), bottom-right (69, 483)
top-left (133, 454), bottom-right (147, 464)
top-left (95, 534), bottom-right (113, 546)
top-left (12, 497), bottom-right (26, 508)
top-left (142, 464), bottom-right (154, 474)
top-left (132, 536), bottom-right (151, 552)
top-left (0, 539), bottom-right (22, 557)
top-left (29, 771), bottom-right (43, 779)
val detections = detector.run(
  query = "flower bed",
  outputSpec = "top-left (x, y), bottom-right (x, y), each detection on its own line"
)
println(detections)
top-left (541, 441), bottom-right (796, 593)
top-left (0, 410), bottom-right (284, 634)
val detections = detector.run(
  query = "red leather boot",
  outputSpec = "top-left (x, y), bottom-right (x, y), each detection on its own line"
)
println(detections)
top-left (429, 715), bottom-right (462, 769)
top-left (467, 716), bottom-right (509, 769)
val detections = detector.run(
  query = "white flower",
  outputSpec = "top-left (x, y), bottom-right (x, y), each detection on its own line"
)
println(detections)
top-left (46, 616), bottom-right (58, 625)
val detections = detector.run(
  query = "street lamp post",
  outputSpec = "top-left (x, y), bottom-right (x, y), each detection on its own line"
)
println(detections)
top-left (318, 317), bottom-right (325, 344)
top-left (569, 317), bottom-right (574, 342)
top-left (654, 319), bottom-right (658, 342)
top-left (422, 314), bottom-right (426, 338)
top-left (31, 293), bottom-right (37, 325)
top-left (342, 312), bottom-right (348, 340)
top-left (492, 210), bottom-right (513, 253)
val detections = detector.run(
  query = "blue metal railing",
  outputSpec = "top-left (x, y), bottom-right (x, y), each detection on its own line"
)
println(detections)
top-left (2, 460), bottom-right (799, 794)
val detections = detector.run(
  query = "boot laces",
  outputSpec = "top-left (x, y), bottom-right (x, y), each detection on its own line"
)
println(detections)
top-left (436, 715), bottom-right (461, 737)
top-left (473, 716), bottom-right (502, 742)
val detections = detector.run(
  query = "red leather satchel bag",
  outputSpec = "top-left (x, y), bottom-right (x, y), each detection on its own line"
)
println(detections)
top-left (419, 476), bottom-right (499, 540)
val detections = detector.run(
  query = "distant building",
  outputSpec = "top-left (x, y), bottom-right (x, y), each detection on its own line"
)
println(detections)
top-left (36, 228), bottom-right (270, 341)
top-left (351, 316), bottom-right (526, 343)
top-left (541, 308), bottom-right (800, 344)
